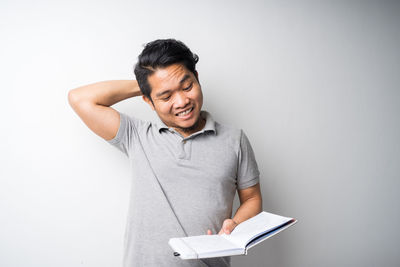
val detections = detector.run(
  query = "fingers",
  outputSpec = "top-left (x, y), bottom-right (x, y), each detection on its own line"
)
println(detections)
top-left (209, 219), bottom-right (239, 236)
top-left (221, 219), bottom-right (238, 235)
top-left (223, 227), bottom-right (232, 234)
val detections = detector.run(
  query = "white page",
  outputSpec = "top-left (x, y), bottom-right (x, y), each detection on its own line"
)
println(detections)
top-left (168, 238), bottom-right (198, 259)
top-left (223, 211), bottom-right (293, 248)
top-left (179, 234), bottom-right (240, 255)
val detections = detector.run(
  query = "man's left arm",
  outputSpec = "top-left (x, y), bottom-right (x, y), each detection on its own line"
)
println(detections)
top-left (207, 183), bottom-right (262, 235)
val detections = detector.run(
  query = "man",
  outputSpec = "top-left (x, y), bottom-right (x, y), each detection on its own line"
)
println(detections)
top-left (68, 39), bottom-right (262, 267)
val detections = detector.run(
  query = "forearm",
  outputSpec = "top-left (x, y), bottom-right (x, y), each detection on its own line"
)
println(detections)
top-left (68, 80), bottom-right (142, 107)
top-left (68, 80), bottom-right (142, 140)
top-left (214, 192), bottom-right (262, 235)
top-left (232, 196), bottom-right (262, 224)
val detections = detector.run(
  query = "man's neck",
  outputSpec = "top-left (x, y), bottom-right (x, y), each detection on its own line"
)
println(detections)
top-left (174, 117), bottom-right (206, 138)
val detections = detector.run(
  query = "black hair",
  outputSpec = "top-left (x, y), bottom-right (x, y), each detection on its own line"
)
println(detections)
top-left (134, 39), bottom-right (199, 101)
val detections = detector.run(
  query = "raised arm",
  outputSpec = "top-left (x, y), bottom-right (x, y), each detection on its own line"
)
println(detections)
top-left (68, 80), bottom-right (142, 140)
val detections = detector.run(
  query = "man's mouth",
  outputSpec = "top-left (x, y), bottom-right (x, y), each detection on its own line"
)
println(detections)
top-left (176, 107), bottom-right (194, 116)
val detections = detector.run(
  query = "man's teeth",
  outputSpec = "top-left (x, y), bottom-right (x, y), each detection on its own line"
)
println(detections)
top-left (177, 108), bottom-right (193, 116)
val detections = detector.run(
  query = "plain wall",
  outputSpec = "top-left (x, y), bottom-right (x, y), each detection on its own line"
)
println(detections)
top-left (1, 0), bottom-right (399, 266)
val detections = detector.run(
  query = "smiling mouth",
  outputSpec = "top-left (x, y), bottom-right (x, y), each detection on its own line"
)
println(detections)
top-left (176, 107), bottom-right (194, 116)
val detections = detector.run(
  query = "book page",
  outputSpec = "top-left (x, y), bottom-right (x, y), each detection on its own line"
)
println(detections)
top-left (245, 219), bottom-right (297, 251)
top-left (170, 235), bottom-right (244, 259)
top-left (223, 211), bottom-right (293, 248)
top-left (181, 234), bottom-right (240, 255)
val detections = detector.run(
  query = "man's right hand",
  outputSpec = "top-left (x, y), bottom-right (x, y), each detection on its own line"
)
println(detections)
top-left (68, 80), bottom-right (142, 140)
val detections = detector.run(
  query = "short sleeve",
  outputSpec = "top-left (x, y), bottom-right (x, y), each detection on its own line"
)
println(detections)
top-left (237, 130), bottom-right (260, 190)
top-left (106, 112), bottom-right (147, 157)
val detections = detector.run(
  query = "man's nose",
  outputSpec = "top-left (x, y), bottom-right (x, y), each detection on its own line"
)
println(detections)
top-left (174, 91), bottom-right (189, 107)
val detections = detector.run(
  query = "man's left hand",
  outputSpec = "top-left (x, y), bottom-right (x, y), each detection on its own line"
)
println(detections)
top-left (207, 219), bottom-right (238, 235)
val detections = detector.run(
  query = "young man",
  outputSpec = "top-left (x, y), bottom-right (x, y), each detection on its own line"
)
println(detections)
top-left (68, 39), bottom-right (262, 267)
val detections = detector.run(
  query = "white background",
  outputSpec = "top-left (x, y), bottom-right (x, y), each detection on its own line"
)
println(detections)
top-left (1, 1), bottom-right (399, 266)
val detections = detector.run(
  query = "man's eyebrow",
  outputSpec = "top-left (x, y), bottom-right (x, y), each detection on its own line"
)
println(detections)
top-left (179, 74), bottom-right (191, 84)
top-left (155, 90), bottom-right (172, 98)
top-left (155, 74), bottom-right (192, 98)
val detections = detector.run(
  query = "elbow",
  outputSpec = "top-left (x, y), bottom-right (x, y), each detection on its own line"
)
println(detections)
top-left (67, 89), bottom-right (79, 108)
top-left (68, 88), bottom-right (88, 110)
top-left (67, 89), bottom-right (94, 116)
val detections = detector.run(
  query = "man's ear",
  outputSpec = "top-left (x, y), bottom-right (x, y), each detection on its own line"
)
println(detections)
top-left (142, 95), bottom-right (155, 111)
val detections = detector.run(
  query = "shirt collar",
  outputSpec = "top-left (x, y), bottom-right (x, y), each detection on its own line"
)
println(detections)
top-left (156, 110), bottom-right (216, 135)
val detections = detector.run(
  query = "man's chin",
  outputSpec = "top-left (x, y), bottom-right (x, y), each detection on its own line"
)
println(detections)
top-left (175, 123), bottom-right (197, 133)
top-left (175, 117), bottom-right (201, 133)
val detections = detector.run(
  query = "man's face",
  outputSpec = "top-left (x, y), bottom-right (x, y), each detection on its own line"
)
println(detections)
top-left (143, 63), bottom-right (203, 135)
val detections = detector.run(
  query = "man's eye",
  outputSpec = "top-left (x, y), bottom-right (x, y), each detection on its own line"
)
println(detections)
top-left (183, 83), bottom-right (193, 91)
top-left (162, 96), bottom-right (171, 101)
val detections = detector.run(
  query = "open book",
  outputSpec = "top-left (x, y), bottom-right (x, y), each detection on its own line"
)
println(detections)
top-left (168, 211), bottom-right (297, 259)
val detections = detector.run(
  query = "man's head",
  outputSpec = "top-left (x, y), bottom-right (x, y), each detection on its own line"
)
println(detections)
top-left (134, 39), bottom-right (204, 136)
top-left (134, 39), bottom-right (199, 100)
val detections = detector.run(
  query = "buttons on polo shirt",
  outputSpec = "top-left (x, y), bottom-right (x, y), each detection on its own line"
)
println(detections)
top-left (177, 139), bottom-right (191, 160)
top-left (178, 140), bottom-right (185, 159)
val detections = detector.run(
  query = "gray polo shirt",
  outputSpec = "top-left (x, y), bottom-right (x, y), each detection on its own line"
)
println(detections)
top-left (107, 110), bottom-right (260, 267)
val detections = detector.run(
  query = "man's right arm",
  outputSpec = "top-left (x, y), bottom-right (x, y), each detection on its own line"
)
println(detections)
top-left (68, 80), bottom-right (142, 141)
